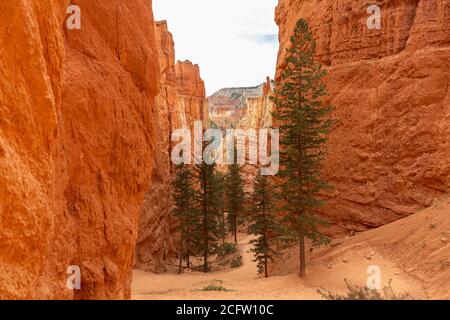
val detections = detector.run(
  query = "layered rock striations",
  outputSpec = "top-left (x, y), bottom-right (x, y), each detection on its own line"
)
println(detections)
top-left (237, 77), bottom-right (274, 130)
top-left (176, 61), bottom-right (209, 128)
top-left (209, 81), bottom-right (272, 129)
top-left (134, 24), bottom-right (208, 273)
top-left (275, 0), bottom-right (450, 235)
top-left (235, 78), bottom-right (275, 190)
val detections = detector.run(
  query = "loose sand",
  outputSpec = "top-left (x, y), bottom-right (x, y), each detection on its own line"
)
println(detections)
top-left (132, 199), bottom-right (449, 300)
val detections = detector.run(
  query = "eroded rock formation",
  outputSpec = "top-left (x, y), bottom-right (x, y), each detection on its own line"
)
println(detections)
top-left (237, 77), bottom-right (274, 131)
top-left (208, 78), bottom-right (271, 129)
top-left (134, 23), bottom-right (208, 273)
top-left (275, 0), bottom-right (450, 235)
top-left (176, 61), bottom-right (209, 128)
top-left (0, 0), bottom-right (206, 299)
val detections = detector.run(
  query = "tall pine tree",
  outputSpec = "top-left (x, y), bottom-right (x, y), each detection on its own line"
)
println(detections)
top-left (248, 174), bottom-right (280, 278)
top-left (271, 19), bottom-right (333, 278)
top-left (171, 163), bottom-right (199, 274)
top-left (196, 142), bottom-right (223, 273)
top-left (224, 144), bottom-right (246, 243)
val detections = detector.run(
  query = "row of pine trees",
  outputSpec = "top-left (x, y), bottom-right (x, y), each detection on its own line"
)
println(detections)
top-left (171, 19), bottom-right (334, 278)
top-left (172, 154), bottom-right (279, 277)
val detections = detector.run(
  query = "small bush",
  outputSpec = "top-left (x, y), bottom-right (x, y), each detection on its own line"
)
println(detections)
top-left (230, 256), bottom-right (242, 268)
top-left (219, 259), bottom-right (230, 266)
top-left (318, 279), bottom-right (414, 300)
top-left (215, 243), bottom-right (237, 256)
top-left (198, 280), bottom-right (230, 292)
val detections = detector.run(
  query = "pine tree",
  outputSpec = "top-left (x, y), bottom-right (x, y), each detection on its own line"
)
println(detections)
top-left (215, 171), bottom-right (227, 246)
top-left (171, 163), bottom-right (199, 274)
top-left (196, 143), bottom-right (223, 273)
top-left (224, 145), bottom-right (246, 243)
top-left (248, 174), bottom-right (280, 278)
top-left (271, 19), bottom-right (334, 278)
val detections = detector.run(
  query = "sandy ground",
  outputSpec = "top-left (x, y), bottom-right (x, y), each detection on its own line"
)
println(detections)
top-left (133, 198), bottom-right (450, 300)
top-left (132, 231), bottom-right (428, 300)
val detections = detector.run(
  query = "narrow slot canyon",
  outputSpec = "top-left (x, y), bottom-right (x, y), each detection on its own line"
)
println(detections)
top-left (0, 0), bottom-right (449, 301)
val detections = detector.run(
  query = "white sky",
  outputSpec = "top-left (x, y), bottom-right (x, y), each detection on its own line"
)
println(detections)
top-left (153, 0), bottom-right (279, 95)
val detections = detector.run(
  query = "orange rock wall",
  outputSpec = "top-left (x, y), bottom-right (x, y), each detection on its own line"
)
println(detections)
top-left (275, 0), bottom-right (450, 235)
top-left (176, 61), bottom-right (209, 128)
top-left (0, 0), bottom-right (161, 299)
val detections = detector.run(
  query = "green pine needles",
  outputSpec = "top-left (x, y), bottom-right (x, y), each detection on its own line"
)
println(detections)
top-left (171, 163), bottom-right (199, 274)
top-left (170, 18), bottom-right (334, 279)
top-left (248, 175), bottom-right (281, 278)
top-left (196, 149), bottom-right (224, 273)
top-left (224, 145), bottom-right (246, 244)
top-left (271, 18), bottom-right (334, 277)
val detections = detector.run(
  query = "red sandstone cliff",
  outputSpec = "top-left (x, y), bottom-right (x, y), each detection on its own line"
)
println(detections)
top-left (275, 0), bottom-right (450, 235)
top-left (1, 0), bottom-right (162, 299)
top-left (176, 61), bottom-right (209, 127)
top-left (134, 23), bottom-right (208, 273)
top-left (237, 77), bottom-right (274, 131)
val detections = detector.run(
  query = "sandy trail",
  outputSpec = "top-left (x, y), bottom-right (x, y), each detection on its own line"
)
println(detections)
top-left (132, 232), bottom-right (427, 300)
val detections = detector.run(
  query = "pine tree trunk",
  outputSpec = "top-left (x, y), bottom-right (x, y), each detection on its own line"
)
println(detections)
top-left (179, 215), bottom-right (185, 274)
top-left (203, 205), bottom-right (208, 273)
top-left (203, 226), bottom-right (208, 273)
top-left (203, 217), bottom-right (208, 273)
top-left (203, 250), bottom-right (208, 273)
top-left (202, 172), bottom-right (208, 273)
top-left (299, 229), bottom-right (306, 277)
top-left (264, 255), bottom-right (268, 278)
top-left (222, 210), bottom-right (226, 245)
top-left (234, 215), bottom-right (237, 243)
top-left (186, 234), bottom-right (191, 268)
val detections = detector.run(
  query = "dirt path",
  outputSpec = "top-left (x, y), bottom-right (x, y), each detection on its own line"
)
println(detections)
top-left (132, 233), bottom-right (316, 300)
top-left (132, 232), bottom-right (427, 300)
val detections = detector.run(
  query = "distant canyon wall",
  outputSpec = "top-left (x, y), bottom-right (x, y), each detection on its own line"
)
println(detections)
top-left (229, 78), bottom-right (275, 189)
top-left (237, 78), bottom-right (274, 131)
top-left (275, 0), bottom-right (450, 235)
top-left (134, 22), bottom-right (208, 273)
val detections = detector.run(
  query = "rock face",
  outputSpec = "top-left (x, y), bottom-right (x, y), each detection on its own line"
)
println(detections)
top-left (134, 24), bottom-right (208, 273)
top-left (275, 0), bottom-right (450, 235)
top-left (237, 77), bottom-right (274, 131)
top-left (176, 61), bottom-right (209, 128)
top-left (209, 82), bottom-right (271, 129)
top-left (235, 78), bottom-right (275, 191)
top-left (207, 78), bottom-right (275, 189)
top-left (0, 0), bottom-right (165, 299)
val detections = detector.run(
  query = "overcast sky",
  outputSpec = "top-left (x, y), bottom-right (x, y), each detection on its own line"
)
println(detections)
top-left (153, 0), bottom-right (279, 95)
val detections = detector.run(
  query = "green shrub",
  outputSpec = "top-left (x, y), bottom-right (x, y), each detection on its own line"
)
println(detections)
top-left (215, 243), bottom-right (237, 256)
top-left (198, 280), bottom-right (231, 292)
top-left (219, 259), bottom-right (229, 266)
top-left (318, 279), bottom-right (414, 300)
top-left (230, 256), bottom-right (242, 268)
